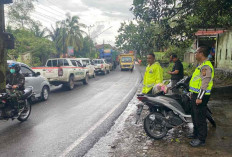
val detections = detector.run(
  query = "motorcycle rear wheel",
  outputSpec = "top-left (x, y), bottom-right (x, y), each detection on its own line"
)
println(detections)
top-left (144, 112), bottom-right (167, 140)
top-left (17, 100), bottom-right (31, 122)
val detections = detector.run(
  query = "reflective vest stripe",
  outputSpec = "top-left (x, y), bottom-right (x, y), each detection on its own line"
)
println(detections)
top-left (189, 87), bottom-right (211, 94)
top-left (143, 83), bottom-right (155, 88)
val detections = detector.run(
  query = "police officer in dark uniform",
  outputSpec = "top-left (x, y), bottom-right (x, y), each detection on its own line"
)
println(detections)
top-left (6, 63), bottom-right (25, 110)
top-left (188, 46), bottom-right (214, 147)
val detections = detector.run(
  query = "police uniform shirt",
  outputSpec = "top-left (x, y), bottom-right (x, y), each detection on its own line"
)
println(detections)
top-left (200, 64), bottom-right (212, 90)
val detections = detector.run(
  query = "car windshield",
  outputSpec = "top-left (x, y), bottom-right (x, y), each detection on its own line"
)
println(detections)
top-left (94, 60), bottom-right (103, 64)
top-left (82, 60), bottom-right (88, 65)
top-left (121, 57), bottom-right (132, 62)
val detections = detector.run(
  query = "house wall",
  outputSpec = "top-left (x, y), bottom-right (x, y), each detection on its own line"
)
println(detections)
top-left (216, 29), bottom-right (232, 70)
top-left (184, 52), bottom-right (197, 64)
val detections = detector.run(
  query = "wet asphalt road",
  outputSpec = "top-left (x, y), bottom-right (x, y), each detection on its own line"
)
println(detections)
top-left (0, 66), bottom-right (142, 157)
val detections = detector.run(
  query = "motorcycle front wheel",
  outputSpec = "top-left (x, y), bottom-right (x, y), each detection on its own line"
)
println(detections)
top-left (144, 112), bottom-right (167, 140)
top-left (18, 100), bottom-right (31, 122)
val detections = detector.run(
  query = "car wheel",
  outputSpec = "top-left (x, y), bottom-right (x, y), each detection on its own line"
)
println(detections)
top-left (103, 69), bottom-right (106, 75)
top-left (66, 75), bottom-right (75, 90)
top-left (41, 86), bottom-right (49, 101)
top-left (83, 74), bottom-right (89, 85)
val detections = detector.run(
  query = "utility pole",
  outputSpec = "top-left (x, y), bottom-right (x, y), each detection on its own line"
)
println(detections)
top-left (0, 4), bottom-right (6, 92)
top-left (62, 20), bottom-right (65, 57)
top-left (87, 25), bottom-right (94, 58)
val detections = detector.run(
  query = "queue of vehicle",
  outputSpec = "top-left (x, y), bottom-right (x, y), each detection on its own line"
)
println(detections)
top-left (6, 57), bottom-right (112, 104)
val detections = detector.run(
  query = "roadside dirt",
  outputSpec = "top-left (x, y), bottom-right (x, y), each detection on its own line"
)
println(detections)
top-left (108, 94), bottom-right (232, 157)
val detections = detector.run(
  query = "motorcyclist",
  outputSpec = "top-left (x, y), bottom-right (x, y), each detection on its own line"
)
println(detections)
top-left (6, 63), bottom-right (25, 110)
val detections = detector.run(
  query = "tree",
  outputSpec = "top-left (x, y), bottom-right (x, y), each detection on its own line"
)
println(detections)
top-left (64, 13), bottom-right (86, 53)
top-left (47, 22), bottom-right (63, 56)
top-left (115, 21), bottom-right (158, 58)
top-left (30, 21), bottom-right (48, 38)
top-left (7, 29), bottom-right (56, 66)
top-left (77, 36), bottom-right (95, 58)
top-left (131, 0), bottom-right (232, 44)
top-left (7, 0), bottom-right (37, 28)
top-left (48, 14), bottom-right (86, 56)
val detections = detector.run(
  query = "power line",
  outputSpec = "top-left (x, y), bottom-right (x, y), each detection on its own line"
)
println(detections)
top-left (92, 26), bottom-right (113, 39)
top-left (36, 1), bottom-right (65, 17)
top-left (31, 13), bottom-right (57, 24)
top-left (35, 4), bottom-right (65, 18)
top-left (33, 11), bottom-right (60, 21)
top-left (4, 9), bottom-right (57, 24)
top-left (46, 0), bottom-right (66, 15)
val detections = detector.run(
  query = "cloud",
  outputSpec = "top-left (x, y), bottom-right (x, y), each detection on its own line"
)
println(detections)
top-left (81, 0), bottom-right (134, 20)
top-left (38, 0), bottom-right (89, 12)
top-left (35, 0), bottom-right (135, 45)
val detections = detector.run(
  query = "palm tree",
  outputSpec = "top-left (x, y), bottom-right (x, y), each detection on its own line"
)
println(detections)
top-left (64, 13), bottom-right (86, 53)
top-left (30, 23), bottom-right (48, 38)
top-left (48, 14), bottom-right (86, 56)
top-left (47, 22), bottom-right (63, 56)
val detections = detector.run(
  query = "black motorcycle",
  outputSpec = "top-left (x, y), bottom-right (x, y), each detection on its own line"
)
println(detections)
top-left (0, 86), bottom-right (33, 122)
top-left (136, 77), bottom-right (216, 140)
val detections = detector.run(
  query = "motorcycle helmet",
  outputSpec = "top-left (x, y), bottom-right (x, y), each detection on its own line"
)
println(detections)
top-left (8, 63), bottom-right (21, 73)
top-left (152, 83), bottom-right (168, 94)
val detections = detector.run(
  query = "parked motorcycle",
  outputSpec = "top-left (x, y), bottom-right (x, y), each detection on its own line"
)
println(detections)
top-left (0, 86), bottom-right (33, 122)
top-left (136, 77), bottom-right (216, 140)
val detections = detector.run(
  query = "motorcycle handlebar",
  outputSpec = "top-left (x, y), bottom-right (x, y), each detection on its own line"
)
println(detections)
top-left (170, 82), bottom-right (189, 91)
top-left (170, 76), bottom-right (191, 91)
top-left (6, 85), bottom-right (13, 89)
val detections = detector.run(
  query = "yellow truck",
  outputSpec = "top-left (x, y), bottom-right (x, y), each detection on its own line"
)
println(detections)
top-left (119, 53), bottom-right (135, 71)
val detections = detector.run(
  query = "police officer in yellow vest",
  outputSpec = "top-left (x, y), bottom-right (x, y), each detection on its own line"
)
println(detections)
top-left (142, 53), bottom-right (163, 94)
top-left (189, 46), bottom-right (214, 147)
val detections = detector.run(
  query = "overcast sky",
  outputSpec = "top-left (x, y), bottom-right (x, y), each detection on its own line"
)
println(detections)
top-left (31, 0), bottom-right (134, 46)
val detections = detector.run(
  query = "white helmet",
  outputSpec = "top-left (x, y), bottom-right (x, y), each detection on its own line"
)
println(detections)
top-left (152, 83), bottom-right (168, 94)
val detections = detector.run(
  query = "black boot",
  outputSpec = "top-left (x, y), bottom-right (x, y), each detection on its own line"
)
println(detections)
top-left (189, 139), bottom-right (205, 147)
top-left (187, 134), bottom-right (197, 139)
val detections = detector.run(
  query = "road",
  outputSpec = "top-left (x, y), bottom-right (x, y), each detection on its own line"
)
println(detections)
top-left (0, 66), bottom-right (142, 157)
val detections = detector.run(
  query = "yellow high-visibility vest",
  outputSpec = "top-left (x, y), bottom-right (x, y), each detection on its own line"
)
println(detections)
top-left (189, 60), bottom-right (214, 95)
top-left (142, 62), bottom-right (163, 94)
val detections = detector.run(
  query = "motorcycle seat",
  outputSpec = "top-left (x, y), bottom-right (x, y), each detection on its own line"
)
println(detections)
top-left (164, 94), bottom-right (183, 104)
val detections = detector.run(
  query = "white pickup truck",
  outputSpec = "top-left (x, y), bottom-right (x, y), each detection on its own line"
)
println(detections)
top-left (92, 59), bottom-right (110, 75)
top-left (74, 58), bottom-right (96, 78)
top-left (32, 58), bottom-right (89, 90)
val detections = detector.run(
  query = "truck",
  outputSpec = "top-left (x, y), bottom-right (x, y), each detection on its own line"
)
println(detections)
top-left (92, 59), bottom-right (110, 75)
top-left (32, 58), bottom-right (89, 90)
top-left (74, 58), bottom-right (96, 78)
top-left (99, 49), bottom-right (119, 70)
top-left (119, 53), bottom-right (135, 71)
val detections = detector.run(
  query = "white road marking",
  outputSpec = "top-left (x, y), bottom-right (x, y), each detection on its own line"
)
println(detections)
top-left (59, 78), bottom-right (140, 157)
